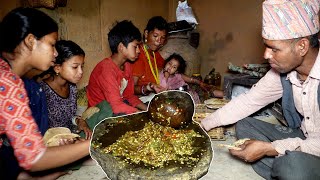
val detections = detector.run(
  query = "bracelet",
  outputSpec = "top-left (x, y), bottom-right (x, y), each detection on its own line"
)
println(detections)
top-left (72, 116), bottom-right (81, 126)
top-left (141, 85), bottom-right (147, 95)
top-left (146, 82), bottom-right (152, 91)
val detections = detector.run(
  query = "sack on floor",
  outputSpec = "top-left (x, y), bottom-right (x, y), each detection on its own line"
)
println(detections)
top-left (79, 100), bottom-right (113, 138)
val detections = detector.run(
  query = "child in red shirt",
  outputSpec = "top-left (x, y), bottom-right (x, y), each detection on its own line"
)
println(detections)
top-left (87, 20), bottom-right (147, 115)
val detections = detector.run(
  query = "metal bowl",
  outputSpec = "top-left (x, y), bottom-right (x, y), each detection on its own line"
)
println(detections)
top-left (148, 90), bottom-right (195, 128)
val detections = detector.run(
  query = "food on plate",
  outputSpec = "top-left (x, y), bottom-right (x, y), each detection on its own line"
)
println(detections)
top-left (217, 138), bottom-right (250, 150)
top-left (193, 113), bottom-right (212, 122)
top-left (101, 121), bottom-right (203, 168)
top-left (43, 127), bottom-right (80, 147)
top-left (204, 98), bottom-right (229, 109)
top-left (46, 133), bottom-right (80, 147)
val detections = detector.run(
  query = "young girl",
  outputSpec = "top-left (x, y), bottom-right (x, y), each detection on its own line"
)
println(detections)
top-left (40, 40), bottom-right (92, 139)
top-left (160, 53), bottom-right (223, 103)
top-left (0, 7), bottom-right (89, 179)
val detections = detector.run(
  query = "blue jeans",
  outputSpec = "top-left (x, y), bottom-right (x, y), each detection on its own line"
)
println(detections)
top-left (236, 117), bottom-right (320, 180)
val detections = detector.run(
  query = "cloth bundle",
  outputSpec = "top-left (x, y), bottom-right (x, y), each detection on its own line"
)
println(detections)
top-left (228, 63), bottom-right (270, 78)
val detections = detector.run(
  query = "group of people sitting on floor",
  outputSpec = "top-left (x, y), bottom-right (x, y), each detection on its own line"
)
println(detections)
top-left (0, 7), bottom-right (221, 179)
top-left (3, 0), bottom-right (320, 179)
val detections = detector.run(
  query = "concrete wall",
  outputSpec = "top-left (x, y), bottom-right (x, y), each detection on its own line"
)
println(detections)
top-left (46, 0), bottom-right (169, 88)
top-left (0, 0), bottom-right (266, 87)
top-left (187, 0), bottom-right (266, 80)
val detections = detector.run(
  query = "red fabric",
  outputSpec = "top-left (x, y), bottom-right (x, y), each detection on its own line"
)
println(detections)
top-left (0, 59), bottom-right (46, 170)
top-left (131, 45), bottom-right (165, 86)
top-left (87, 57), bottom-right (142, 114)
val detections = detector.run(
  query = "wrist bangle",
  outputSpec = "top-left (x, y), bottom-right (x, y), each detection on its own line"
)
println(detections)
top-left (72, 116), bottom-right (81, 125)
top-left (141, 85), bottom-right (147, 95)
top-left (146, 82), bottom-right (152, 91)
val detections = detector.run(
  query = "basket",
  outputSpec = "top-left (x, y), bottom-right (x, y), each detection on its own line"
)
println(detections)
top-left (193, 104), bottom-right (225, 140)
top-left (24, 0), bottom-right (67, 9)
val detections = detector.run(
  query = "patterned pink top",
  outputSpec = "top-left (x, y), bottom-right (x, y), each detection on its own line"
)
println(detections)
top-left (0, 58), bottom-right (46, 170)
top-left (201, 54), bottom-right (320, 156)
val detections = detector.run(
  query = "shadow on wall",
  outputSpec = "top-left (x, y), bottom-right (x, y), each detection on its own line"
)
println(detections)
top-left (202, 32), bottom-right (234, 76)
top-left (208, 32), bottom-right (233, 58)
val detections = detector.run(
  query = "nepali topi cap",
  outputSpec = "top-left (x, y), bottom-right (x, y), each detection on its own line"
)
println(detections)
top-left (262, 0), bottom-right (319, 40)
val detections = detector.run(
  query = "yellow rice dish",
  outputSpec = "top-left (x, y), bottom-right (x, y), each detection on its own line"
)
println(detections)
top-left (102, 122), bottom-right (203, 168)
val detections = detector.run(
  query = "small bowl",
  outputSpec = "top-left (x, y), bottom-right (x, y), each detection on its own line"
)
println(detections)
top-left (148, 90), bottom-right (194, 128)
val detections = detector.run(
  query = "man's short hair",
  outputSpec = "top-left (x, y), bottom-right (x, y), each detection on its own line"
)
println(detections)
top-left (308, 33), bottom-right (319, 48)
top-left (290, 33), bottom-right (319, 49)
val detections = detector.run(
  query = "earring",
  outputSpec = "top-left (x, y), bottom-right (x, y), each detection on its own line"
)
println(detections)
top-left (145, 39), bottom-right (147, 43)
top-left (56, 72), bottom-right (59, 76)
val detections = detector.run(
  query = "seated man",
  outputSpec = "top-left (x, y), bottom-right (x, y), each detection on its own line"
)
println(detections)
top-left (201, 0), bottom-right (320, 179)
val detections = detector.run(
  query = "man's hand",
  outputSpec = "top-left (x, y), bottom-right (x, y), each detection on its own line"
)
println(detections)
top-left (229, 140), bottom-right (278, 162)
top-left (77, 118), bottom-right (92, 139)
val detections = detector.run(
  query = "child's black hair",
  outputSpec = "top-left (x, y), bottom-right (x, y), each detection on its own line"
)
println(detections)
top-left (54, 40), bottom-right (85, 65)
top-left (108, 20), bottom-right (141, 54)
top-left (37, 40), bottom-right (85, 78)
top-left (165, 53), bottom-right (187, 74)
top-left (143, 16), bottom-right (168, 41)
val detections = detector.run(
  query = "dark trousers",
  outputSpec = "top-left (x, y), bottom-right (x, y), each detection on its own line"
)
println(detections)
top-left (0, 145), bottom-right (21, 179)
top-left (236, 117), bottom-right (320, 180)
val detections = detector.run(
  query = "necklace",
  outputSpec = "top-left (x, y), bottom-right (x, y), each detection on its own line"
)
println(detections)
top-left (143, 44), bottom-right (159, 84)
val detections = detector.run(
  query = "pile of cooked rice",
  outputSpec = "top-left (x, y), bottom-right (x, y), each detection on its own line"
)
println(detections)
top-left (102, 121), bottom-right (203, 168)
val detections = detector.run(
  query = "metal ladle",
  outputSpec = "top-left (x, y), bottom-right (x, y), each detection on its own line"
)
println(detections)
top-left (148, 90), bottom-right (195, 128)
